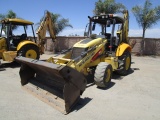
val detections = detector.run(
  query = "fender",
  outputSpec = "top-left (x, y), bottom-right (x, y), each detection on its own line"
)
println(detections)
top-left (17, 40), bottom-right (38, 51)
top-left (116, 43), bottom-right (131, 56)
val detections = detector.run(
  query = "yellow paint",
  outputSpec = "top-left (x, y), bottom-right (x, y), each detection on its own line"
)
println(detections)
top-left (73, 38), bottom-right (106, 48)
top-left (105, 57), bottom-right (118, 71)
top-left (125, 56), bottom-right (131, 70)
top-left (105, 69), bottom-right (111, 82)
top-left (17, 40), bottom-right (38, 51)
top-left (1, 18), bottom-right (33, 25)
top-left (116, 43), bottom-right (131, 56)
top-left (2, 51), bottom-right (17, 61)
top-left (0, 37), bottom-right (7, 58)
top-left (25, 49), bottom-right (37, 59)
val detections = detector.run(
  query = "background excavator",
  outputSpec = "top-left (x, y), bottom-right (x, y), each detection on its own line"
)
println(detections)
top-left (0, 11), bottom-right (55, 63)
top-left (36, 11), bottom-right (56, 54)
top-left (15, 10), bottom-right (131, 114)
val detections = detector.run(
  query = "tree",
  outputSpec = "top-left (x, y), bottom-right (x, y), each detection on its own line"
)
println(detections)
top-left (93, 0), bottom-right (126, 15)
top-left (0, 10), bottom-right (19, 31)
top-left (132, 0), bottom-right (160, 55)
top-left (0, 14), bottom-right (5, 20)
top-left (132, 0), bottom-right (160, 38)
top-left (5, 10), bottom-right (16, 19)
top-left (36, 12), bottom-right (73, 35)
top-left (0, 10), bottom-right (17, 20)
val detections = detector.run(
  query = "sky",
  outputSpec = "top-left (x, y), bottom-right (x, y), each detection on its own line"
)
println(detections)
top-left (1, 0), bottom-right (160, 38)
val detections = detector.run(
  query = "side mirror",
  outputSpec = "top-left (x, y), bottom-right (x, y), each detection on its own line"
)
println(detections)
top-left (84, 32), bottom-right (88, 36)
top-left (92, 23), bottom-right (96, 31)
top-left (118, 24), bottom-right (122, 30)
top-left (107, 20), bottom-right (111, 27)
top-left (1, 30), bottom-right (6, 37)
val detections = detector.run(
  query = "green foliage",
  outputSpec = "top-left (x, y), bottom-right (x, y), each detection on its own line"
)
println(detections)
top-left (36, 12), bottom-right (73, 35)
top-left (93, 0), bottom-right (126, 15)
top-left (0, 10), bottom-right (17, 20)
top-left (0, 10), bottom-right (19, 30)
top-left (6, 10), bottom-right (16, 18)
top-left (51, 13), bottom-right (73, 35)
top-left (132, 0), bottom-right (160, 38)
top-left (0, 14), bottom-right (5, 20)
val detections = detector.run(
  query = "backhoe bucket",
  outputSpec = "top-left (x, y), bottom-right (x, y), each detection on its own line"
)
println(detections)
top-left (15, 56), bottom-right (87, 114)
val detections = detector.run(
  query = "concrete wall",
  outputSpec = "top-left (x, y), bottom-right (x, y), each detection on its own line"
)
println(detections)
top-left (129, 37), bottom-right (160, 55)
top-left (44, 36), bottom-right (160, 55)
top-left (44, 36), bottom-right (86, 52)
top-left (144, 38), bottom-right (160, 55)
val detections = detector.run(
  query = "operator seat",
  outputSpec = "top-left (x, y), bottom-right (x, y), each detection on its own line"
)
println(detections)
top-left (105, 33), bottom-right (111, 40)
top-left (12, 34), bottom-right (27, 48)
top-left (105, 33), bottom-right (118, 52)
top-left (20, 33), bottom-right (27, 40)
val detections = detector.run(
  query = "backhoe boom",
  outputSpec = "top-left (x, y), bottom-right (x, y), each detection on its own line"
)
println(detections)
top-left (36, 11), bottom-right (56, 54)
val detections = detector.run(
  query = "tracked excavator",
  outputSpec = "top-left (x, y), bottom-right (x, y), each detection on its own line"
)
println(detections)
top-left (15, 10), bottom-right (131, 114)
top-left (0, 11), bottom-right (55, 63)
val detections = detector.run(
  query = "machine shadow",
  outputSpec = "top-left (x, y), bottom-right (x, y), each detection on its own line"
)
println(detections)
top-left (1, 61), bottom-right (20, 69)
top-left (112, 68), bottom-right (135, 80)
top-left (96, 81), bottom-right (115, 90)
top-left (71, 97), bottom-right (92, 113)
top-left (71, 78), bottom-right (116, 112)
top-left (71, 67), bottom-right (139, 113)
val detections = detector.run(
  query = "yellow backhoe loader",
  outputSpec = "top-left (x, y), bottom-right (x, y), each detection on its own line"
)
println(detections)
top-left (0, 11), bottom-right (55, 62)
top-left (15, 10), bottom-right (131, 114)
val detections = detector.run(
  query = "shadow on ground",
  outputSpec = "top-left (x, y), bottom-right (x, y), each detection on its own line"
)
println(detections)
top-left (1, 62), bottom-right (20, 69)
top-left (72, 97), bottom-right (92, 113)
top-left (97, 81), bottom-right (115, 90)
top-left (112, 68), bottom-right (135, 80)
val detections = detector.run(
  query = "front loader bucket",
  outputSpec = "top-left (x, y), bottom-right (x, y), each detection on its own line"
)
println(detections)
top-left (15, 56), bottom-right (87, 114)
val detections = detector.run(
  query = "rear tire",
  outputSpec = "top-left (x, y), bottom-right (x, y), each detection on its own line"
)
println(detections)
top-left (18, 44), bottom-right (40, 59)
top-left (94, 62), bottom-right (112, 88)
top-left (116, 50), bottom-right (131, 76)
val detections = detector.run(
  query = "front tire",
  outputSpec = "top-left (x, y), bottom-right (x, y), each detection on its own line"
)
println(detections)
top-left (94, 62), bottom-right (112, 88)
top-left (18, 44), bottom-right (40, 59)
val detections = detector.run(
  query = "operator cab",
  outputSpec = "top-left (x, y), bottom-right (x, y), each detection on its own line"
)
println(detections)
top-left (0, 18), bottom-right (36, 51)
top-left (85, 13), bottom-right (126, 52)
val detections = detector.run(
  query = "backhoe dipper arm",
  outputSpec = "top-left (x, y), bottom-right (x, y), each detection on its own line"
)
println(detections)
top-left (122, 10), bottom-right (129, 43)
top-left (116, 10), bottom-right (129, 44)
top-left (36, 11), bottom-right (56, 54)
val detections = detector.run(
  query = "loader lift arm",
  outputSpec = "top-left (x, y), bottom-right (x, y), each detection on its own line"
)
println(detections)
top-left (36, 11), bottom-right (56, 54)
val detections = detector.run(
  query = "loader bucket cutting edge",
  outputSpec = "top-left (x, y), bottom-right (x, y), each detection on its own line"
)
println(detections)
top-left (15, 56), bottom-right (87, 114)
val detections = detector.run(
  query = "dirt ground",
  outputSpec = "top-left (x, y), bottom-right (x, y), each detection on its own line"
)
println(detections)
top-left (0, 54), bottom-right (160, 120)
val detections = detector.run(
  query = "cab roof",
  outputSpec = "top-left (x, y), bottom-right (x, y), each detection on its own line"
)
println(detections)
top-left (0, 18), bottom-right (33, 25)
top-left (89, 14), bottom-right (124, 24)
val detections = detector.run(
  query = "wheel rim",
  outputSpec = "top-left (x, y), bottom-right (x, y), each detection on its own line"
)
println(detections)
top-left (125, 56), bottom-right (131, 70)
top-left (105, 69), bottom-right (111, 82)
top-left (25, 49), bottom-right (37, 59)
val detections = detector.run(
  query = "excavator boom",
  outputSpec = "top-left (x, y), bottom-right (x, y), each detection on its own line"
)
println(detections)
top-left (36, 11), bottom-right (56, 54)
